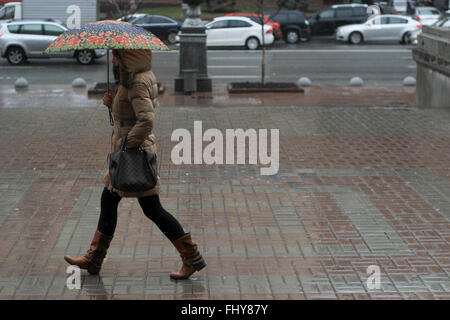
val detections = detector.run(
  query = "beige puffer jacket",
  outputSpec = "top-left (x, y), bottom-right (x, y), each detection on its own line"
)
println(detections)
top-left (103, 49), bottom-right (160, 198)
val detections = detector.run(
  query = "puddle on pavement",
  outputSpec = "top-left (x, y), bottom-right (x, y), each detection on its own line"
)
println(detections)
top-left (0, 86), bottom-right (100, 108)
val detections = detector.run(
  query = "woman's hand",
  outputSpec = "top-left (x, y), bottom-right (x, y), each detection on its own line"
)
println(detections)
top-left (103, 89), bottom-right (115, 109)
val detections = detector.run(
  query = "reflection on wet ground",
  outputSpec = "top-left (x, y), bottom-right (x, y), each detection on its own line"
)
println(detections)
top-left (0, 86), bottom-right (100, 109)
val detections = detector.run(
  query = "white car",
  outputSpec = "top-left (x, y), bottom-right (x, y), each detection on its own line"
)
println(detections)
top-left (411, 6), bottom-right (442, 25)
top-left (336, 14), bottom-right (421, 44)
top-left (204, 16), bottom-right (274, 50)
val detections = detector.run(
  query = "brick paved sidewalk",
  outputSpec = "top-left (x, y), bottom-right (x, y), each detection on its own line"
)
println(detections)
top-left (0, 95), bottom-right (449, 299)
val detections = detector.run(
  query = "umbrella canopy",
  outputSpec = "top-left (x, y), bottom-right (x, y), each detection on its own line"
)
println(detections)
top-left (44, 20), bottom-right (169, 53)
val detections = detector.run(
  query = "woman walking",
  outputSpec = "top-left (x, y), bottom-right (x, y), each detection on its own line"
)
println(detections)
top-left (64, 49), bottom-right (206, 279)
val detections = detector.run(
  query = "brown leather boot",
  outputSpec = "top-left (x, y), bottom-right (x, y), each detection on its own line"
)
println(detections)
top-left (170, 233), bottom-right (206, 280)
top-left (64, 230), bottom-right (113, 275)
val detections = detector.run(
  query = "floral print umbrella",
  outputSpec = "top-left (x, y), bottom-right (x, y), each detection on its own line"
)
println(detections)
top-left (44, 20), bottom-right (169, 53)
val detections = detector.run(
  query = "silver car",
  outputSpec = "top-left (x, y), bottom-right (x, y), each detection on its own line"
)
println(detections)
top-left (411, 6), bottom-right (441, 26)
top-left (336, 14), bottom-right (421, 44)
top-left (0, 20), bottom-right (106, 65)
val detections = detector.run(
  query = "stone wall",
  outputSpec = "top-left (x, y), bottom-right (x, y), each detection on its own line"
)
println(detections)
top-left (412, 26), bottom-right (450, 108)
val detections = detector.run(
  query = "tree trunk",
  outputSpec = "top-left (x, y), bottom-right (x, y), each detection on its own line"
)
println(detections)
top-left (260, 0), bottom-right (266, 86)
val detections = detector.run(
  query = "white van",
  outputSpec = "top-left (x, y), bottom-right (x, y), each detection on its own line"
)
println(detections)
top-left (0, 0), bottom-right (98, 27)
top-left (0, 2), bottom-right (21, 22)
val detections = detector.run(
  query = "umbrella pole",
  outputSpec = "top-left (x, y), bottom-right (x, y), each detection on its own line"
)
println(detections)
top-left (107, 49), bottom-right (114, 126)
top-left (107, 49), bottom-right (110, 93)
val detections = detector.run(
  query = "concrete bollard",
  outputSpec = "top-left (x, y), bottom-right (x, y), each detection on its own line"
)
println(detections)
top-left (350, 77), bottom-right (364, 87)
top-left (403, 76), bottom-right (416, 86)
top-left (15, 77), bottom-right (29, 89)
top-left (297, 77), bottom-right (312, 87)
top-left (72, 78), bottom-right (87, 88)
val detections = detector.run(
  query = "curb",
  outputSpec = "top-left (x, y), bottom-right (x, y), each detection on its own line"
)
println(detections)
top-left (227, 82), bottom-right (304, 94)
top-left (87, 82), bottom-right (166, 97)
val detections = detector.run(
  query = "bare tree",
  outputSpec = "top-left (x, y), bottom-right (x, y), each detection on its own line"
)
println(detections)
top-left (254, 0), bottom-right (281, 85)
top-left (277, 0), bottom-right (309, 11)
top-left (258, 0), bottom-right (267, 86)
top-left (254, 0), bottom-right (308, 85)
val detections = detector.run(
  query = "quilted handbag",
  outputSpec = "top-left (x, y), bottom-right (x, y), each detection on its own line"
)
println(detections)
top-left (108, 135), bottom-right (158, 193)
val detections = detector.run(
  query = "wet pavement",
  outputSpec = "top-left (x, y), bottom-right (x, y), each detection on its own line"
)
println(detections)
top-left (0, 84), bottom-right (416, 109)
top-left (0, 85), bottom-right (449, 300)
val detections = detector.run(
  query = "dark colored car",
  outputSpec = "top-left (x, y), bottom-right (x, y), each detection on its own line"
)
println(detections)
top-left (264, 10), bottom-right (311, 43)
top-left (120, 14), bottom-right (181, 44)
top-left (309, 4), bottom-right (370, 36)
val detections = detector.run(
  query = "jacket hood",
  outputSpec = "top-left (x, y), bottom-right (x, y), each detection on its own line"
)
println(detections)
top-left (116, 49), bottom-right (152, 73)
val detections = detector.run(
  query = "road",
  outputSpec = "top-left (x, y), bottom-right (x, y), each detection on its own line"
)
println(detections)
top-left (0, 39), bottom-right (416, 86)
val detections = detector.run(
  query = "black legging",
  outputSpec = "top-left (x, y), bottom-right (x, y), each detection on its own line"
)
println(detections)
top-left (97, 187), bottom-right (185, 241)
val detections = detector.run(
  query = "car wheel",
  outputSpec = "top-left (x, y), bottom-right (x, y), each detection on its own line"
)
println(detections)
top-left (402, 32), bottom-right (411, 44)
top-left (6, 46), bottom-right (26, 65)
top-left (246, 37), bottom-right (259, 50)
top-left (285, 30), bottom-right (299, 44)
top-left (167, 32), bottom-right (177, 44)
top-left (76, 49), bottom-right (94, 65)
top-left (349, 32), bottom-right (363, 45)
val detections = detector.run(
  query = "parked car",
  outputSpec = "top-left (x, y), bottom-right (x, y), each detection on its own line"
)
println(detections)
top-left (411, 6), bottom-right (442, 25)
top-left (432, 13), bottom-right (450, 27)
top-left (224, 12), bottom-right (283, 40)
top-left (203, 16), bottom-right (274, 50)
top-left (336, 14), bottom-right (421, 44)
top-left (411, 13), bottom-right (450, 44)
top-left (263, 9), bottom-right (310, 43)
top-left (118, 13), bottom-right (181, 44)
top-left (0, 20), bottom-right (106, 65)
top-left (309, 4), bottom-right (369, 36)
